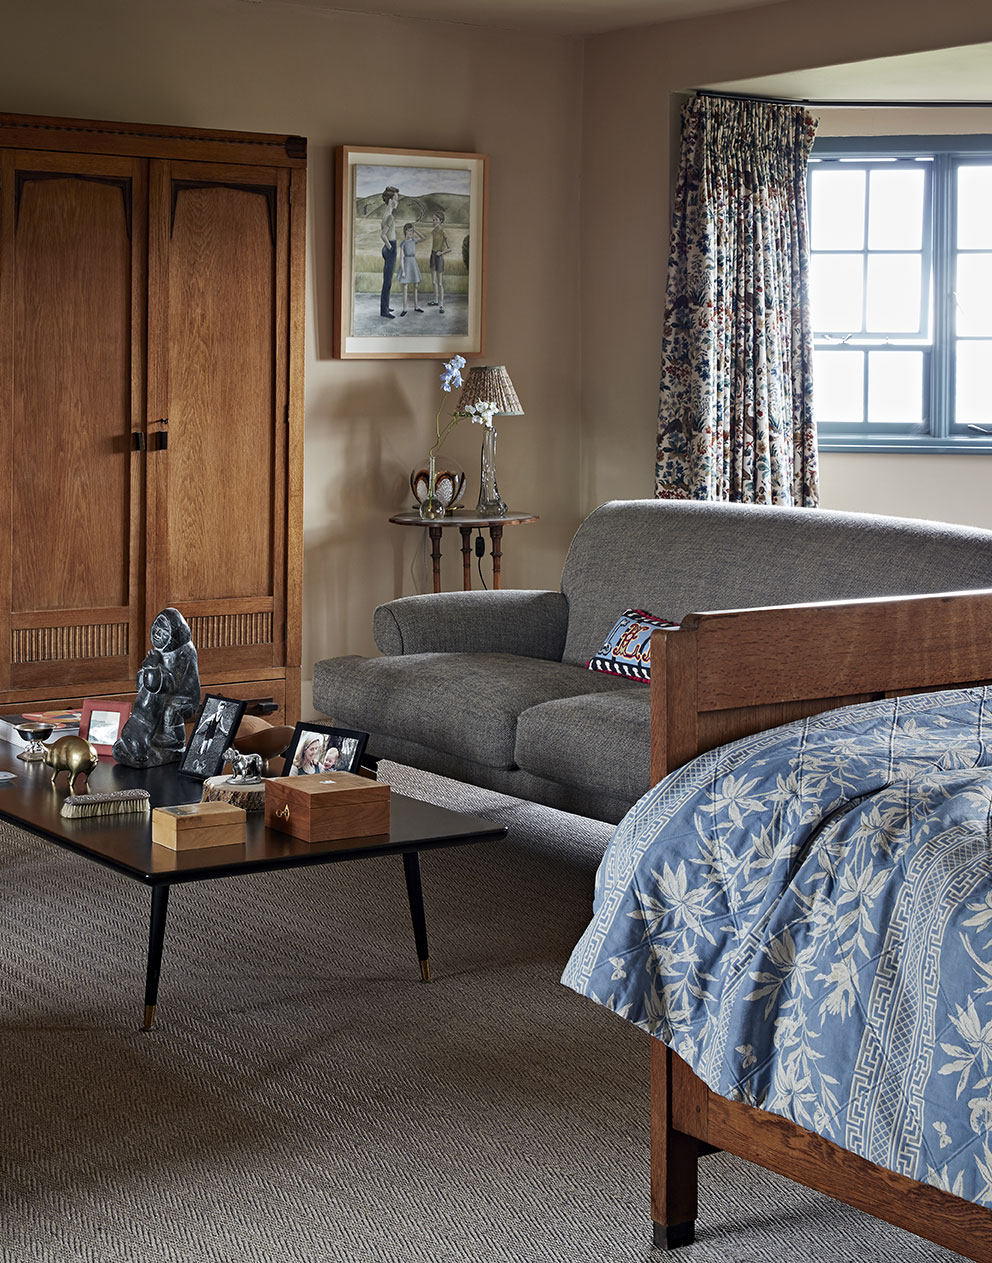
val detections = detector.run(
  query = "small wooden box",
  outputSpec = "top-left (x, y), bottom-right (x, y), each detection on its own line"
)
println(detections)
top-left (151, 800), bottom-right (247, 850)
top-left (264, 772), bottom-right (390, 844)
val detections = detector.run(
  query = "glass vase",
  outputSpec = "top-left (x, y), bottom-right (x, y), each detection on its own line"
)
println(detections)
top-left (476, 425), bottom-right (506, 517)
top-left (418, 453), bottom-right (447, 520)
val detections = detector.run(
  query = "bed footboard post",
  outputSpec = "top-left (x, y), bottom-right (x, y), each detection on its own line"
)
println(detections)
top-left (650, 626), bottom-right (699, 781)
top-left (650, 1039), bottom-right (699, 1249)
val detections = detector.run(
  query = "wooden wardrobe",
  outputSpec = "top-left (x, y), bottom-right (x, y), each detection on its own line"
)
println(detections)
top-left (0, 113), bottom-right (306, 725)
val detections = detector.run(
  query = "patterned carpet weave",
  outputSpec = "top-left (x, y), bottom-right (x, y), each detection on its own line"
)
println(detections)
top-left (0, 762), bottom-right (968, 1262)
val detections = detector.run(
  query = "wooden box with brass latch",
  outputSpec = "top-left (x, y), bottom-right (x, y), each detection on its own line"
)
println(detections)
top-left (264, 772), bottom-right (390, 844)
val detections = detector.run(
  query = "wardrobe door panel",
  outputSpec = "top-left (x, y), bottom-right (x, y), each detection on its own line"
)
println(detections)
top-left (1, 151), bottom-right (145, 692)
top-left (148, 161), bottom-right (288, 679)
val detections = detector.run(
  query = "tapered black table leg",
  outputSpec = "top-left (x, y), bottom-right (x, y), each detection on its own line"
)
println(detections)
top-left (143, 884), bottom-right (171, 1030)
top-left (402, 851), bottom-right (431, 981)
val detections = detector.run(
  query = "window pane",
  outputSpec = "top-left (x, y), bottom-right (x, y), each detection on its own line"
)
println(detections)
top-left (867, 351), bottom-right (923, 423)
top-left (956, 340), bottom-right (992, 425)
top-left (868, 168), bottom-right (924, 250)
top-left (811, 254), bottom-right (863, 331)
top-left (956, 253), bottom-right (992, 336)
top-left (958, 166), bottom-right (992, 250)
top-left (810, 169), bottom-right (865, 250)
top-left (814, 349), bottom-right (864, 423)
top-left (866, 255), bottom-right (922, 332)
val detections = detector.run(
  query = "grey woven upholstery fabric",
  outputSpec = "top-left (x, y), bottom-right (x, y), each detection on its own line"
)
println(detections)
top-left (514, 687), bottom-right (651, 804)
top-left (312, 652), bottom-right (629, 769)
top-left (560, 500), bottom-right (992, 666)
top-left (373, 589), bottom-right (568, 659)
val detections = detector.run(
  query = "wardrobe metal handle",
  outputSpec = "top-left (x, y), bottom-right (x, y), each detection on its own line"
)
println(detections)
top-left (244, 697), bottom-right (278, 716)
top-left (132, 431), bottom-right (146, 451)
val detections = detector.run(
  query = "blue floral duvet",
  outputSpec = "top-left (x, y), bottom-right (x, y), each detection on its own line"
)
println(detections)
top-left (562, 687), bottom-right (992, 1207)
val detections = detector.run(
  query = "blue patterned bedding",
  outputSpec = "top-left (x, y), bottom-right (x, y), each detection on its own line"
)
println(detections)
top-left (562, 687), bottom-right (992, 1208)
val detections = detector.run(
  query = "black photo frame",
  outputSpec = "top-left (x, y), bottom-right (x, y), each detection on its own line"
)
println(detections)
top-left (178, 693), bottom-right (247, 780)
top-left (282, 722), bottom-right (369, 777)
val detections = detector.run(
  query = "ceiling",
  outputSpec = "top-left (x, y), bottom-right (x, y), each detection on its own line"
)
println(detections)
top-left (710, 42), bottom-right (992, 102)
top-left (243, 0), bottom-right (785, 37)
top-left (242, 0), bottom-right (992, 98)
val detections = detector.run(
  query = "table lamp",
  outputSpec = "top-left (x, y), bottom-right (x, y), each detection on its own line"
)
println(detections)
top-left (456, 365), bottom-right (523, 516)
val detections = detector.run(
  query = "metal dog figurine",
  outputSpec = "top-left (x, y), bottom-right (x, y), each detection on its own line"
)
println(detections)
top-left (223, 747), bottom-right (264, 785)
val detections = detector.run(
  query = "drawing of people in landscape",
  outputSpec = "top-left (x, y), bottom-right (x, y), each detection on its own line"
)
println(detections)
top-left (379, 185), bottom-right (399, 318)
top-left (398, 223), bottom-right (426, 315)
top-left (428, 211), bottom-right (451, 313)
top-left (352, 163), bottom-right (472, 338)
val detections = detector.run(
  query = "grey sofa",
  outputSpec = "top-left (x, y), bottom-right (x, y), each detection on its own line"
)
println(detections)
top-left (312, 499), bottom-right (992, 824)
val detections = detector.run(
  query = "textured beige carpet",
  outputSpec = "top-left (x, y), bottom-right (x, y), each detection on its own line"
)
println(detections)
top-left (0, 762), bottom-right (969, 1262)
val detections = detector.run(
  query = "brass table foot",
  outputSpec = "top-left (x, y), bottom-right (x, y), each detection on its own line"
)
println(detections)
top-left (419, 958), bottom-right (432, 983)
top-left (143, 1003), bottom-right (157, 1030)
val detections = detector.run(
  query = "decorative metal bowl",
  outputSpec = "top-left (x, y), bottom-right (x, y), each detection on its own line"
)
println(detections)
top-left (15, 722), bottom-right (54, 762)
top-left (410, 463), bottom-right (465, 510)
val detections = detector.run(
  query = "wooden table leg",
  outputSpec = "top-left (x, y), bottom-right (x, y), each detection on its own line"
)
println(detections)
top-left (428, 525), bottom-right (443, 594)
top-left (489, 524), bottom-right (504, 589)
top-left (459, 525), bottom-right (473, 591)
top-left (143, 884), bottom-right (171, 1031)
top-left (402, 851), bottom-right (431, 982)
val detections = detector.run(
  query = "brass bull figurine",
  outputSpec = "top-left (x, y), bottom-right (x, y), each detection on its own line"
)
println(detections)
top-left (43, 735), bottom-right (100, 794)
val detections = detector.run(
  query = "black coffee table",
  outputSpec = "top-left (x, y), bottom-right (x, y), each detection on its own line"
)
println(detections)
top-left (0, 743), bottom-right (506, 1029)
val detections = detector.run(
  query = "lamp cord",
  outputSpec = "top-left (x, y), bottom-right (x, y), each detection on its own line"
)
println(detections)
top-left (475, 529), bottom-right (488, 590)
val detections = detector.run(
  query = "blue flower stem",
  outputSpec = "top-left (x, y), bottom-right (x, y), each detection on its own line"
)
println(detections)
top-left (429, 408), bottom-right (461, 458)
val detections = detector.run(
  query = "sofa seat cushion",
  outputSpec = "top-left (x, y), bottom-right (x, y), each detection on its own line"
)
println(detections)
top-left (515, 688), bottom-right (651, 804)
top-left (312, 652), bottom-right (632, 770)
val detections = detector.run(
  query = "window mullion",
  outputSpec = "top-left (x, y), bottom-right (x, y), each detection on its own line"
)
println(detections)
top-left (862, 171), bottom-right (870, 425)
top-left (930, 153), bottom-right (954, 440)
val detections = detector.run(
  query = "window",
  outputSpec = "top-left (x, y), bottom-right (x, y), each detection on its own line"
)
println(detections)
top-left (809, 136), bottom-right (992, 452)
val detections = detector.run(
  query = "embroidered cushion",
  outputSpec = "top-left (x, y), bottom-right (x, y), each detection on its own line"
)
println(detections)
top-left (586, 609), bottom-right (679, 682)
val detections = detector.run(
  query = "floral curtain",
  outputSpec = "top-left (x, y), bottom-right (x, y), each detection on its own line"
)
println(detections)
top-left (655, 95), bottom-right (819, 505)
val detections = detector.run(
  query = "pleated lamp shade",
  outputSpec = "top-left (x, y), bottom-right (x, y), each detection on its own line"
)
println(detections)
top-left (456, 365), bottom-right (523, 417)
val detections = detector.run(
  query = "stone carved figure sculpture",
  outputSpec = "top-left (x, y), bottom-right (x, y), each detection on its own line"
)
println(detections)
top-left (113, 608), bottom-right (201, 767)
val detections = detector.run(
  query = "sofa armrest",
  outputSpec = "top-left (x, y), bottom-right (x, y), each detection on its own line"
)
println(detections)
top-left (373, 589), bottom-right (569, 659)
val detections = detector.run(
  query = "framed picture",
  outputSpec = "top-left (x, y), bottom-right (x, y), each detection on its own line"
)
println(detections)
top-left (334, 145), bottom-right (488, 360)
top-left (80, 699), bottom-right (132, 758)
top-left (178, 694), bottom-right (247, 781)
top-left (282, 723), bottom-right (369, 777)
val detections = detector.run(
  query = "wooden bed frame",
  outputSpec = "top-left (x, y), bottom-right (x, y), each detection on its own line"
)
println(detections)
top-left (647, 589), bottom-right (992, 1263)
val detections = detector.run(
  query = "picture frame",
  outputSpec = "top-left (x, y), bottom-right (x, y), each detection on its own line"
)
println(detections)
top-left (80, 698), bottom-right (132, 758)
top-left (334, 145), bottom-right (488, 360)
top-left (178, 694), bottom-right (247, 781)
top-left (282, 723), bottom-right (369, 777)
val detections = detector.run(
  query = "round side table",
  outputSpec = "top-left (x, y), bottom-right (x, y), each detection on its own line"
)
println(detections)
top-left (388, 509), bottom-right (539, 593)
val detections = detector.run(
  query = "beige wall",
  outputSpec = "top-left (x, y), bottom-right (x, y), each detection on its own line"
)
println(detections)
top-left (0, 0), bottom-right (584, 715)
top-left (6, 0), bottom-right (992, 720)
top-left (581, 0), bottom-right (992, 525)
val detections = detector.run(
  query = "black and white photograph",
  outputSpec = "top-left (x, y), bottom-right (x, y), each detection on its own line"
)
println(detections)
top-left (178, 694), bottom-right (246, 780)
top-left (282, 722), bottom-right (368, 776)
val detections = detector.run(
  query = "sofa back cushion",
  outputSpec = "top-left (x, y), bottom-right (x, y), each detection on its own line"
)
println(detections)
top-left (560, 500), bottom-right (992, 667)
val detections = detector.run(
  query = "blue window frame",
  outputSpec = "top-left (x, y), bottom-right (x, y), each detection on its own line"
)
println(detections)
top-left (809, 135), bottom-right (992, 453)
